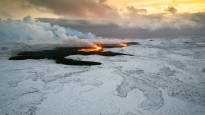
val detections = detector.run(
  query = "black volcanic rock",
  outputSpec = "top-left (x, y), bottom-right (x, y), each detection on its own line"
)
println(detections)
top-left (95, 42), bottom-right (140, 48)
top-left (9, 47), bottom-right (132, 66)
top-left (9, 42), bottom-right (136, 66)
top-left (55, 58), bottom-right (101, 66)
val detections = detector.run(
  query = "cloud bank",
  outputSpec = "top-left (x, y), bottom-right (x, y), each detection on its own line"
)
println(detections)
top-left (25, 0), bottom-right (205, 30)
top-left (26, 0), bottom-right (205, 33)
top-left (27, 0), bottom-right (118, 19)
top-left (1, 0), bottom-right (205, 39)
top-left (37, 12), bottom-right (205, 39)
top-left (120, 6), bottom-right (205, 30)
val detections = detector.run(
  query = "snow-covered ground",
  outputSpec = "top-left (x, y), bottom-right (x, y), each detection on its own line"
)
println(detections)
top-left (0, 38), bottom-right (205, 115)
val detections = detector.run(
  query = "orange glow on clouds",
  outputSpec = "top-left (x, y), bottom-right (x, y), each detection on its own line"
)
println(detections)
top-left (0, 0), bottom-right (204, 19)
top-left (106, 0), bottom-right (205, 14)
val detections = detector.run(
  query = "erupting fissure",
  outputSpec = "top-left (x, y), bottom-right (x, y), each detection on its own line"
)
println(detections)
top-left (118, 43), bottom-right (128, 47)
top-left (77, 43), bottom-right (129, 52)
top-left (77, 44), bottom-right (103, 52)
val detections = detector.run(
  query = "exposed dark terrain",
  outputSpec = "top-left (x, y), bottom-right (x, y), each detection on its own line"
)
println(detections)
top-left (9, 42), bottom-right (138, 65)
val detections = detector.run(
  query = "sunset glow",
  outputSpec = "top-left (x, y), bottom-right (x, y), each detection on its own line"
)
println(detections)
top-left (0, 0), bottom-right (205, 19)
top-left (106, 0), bottom-right (205, 14)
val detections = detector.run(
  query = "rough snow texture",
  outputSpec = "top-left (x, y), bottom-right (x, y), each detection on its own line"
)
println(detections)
top-left (0, 38), bottom-right (205, 115)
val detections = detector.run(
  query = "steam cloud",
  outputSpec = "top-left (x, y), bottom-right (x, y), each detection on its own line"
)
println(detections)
top-left (0, 16), bottom-right (129, 57)
top-left (0, 16), bottom-right (95, 45)
top-left (0, 16), bottom-right (126, 50)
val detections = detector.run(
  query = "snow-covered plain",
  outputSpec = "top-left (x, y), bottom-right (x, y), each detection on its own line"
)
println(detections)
top-left (0, 37), bottom-right (205, 115)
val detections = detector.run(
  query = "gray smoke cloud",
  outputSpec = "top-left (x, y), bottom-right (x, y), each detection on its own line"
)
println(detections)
top-left (0, 16), bottom-right (127, 53)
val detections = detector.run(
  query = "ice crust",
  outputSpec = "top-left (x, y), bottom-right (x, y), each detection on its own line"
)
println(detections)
top-left (0, 38), bottom-right (205, 115)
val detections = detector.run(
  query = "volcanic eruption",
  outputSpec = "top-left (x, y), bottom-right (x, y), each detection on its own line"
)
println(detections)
top-left (9, 42), bottom-right (138, 66)
top-left (118, 43), bottom-right (128, 47)
top-left (77, 44), bottom-right (103, 52)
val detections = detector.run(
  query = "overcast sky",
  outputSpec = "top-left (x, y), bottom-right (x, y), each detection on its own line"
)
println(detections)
top-left (0, 0), bottom-right (205, 38)
top-left (1, 0), bottom-right (205, 19)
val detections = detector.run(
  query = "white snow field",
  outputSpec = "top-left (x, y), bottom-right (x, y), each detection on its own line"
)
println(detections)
top-left (0, 38), bottom-right (205, 115)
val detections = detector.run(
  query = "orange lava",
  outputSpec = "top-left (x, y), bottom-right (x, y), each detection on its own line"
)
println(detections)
top-left (78, 44), bottom-right (103, 52)
top-left (118, 43), bottom-right (128, 47)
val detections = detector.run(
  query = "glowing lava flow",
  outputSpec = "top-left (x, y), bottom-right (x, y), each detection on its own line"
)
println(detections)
top-left (118, 43), bottom-right (128, 47)
top-left (78, 44), bottom-right (103, 52)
